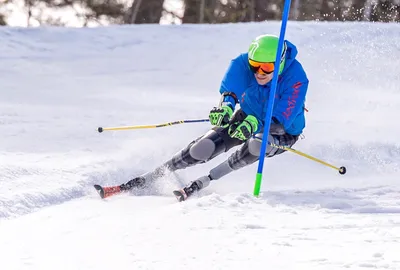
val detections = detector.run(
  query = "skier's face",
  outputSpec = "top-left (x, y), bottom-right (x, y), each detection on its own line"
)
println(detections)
top-left (248, 59), bottom-right (274, 85)
top-left (255, 72), bottom-right (273, 85)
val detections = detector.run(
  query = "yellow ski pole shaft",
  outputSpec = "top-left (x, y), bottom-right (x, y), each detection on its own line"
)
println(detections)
top-left (97, 119), bottom-right (209, 133)
top-left (269, 142), bottom-right (347, 175)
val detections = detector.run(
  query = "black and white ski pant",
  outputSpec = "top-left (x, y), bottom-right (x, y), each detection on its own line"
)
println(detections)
top-left (163, 125), bottom-right (299, 181)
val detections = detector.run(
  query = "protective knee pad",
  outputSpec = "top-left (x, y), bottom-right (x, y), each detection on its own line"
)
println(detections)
top-left (166, 130), bottom-right (227, 171)
top-left (190, 136), bottom-right (216, 161)
top-left (228, 134), bottom-right (280, 170)
top-left (251, 133), bottom-right (280, 157)
top-left (247, 135), bottom-right (262, 156)
top-left (191, 129), bottom-right (227, 161)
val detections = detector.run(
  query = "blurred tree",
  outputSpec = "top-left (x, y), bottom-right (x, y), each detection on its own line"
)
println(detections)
top-left (3, 0), bottom-right (400, 26)
top-left (297, 0), bottom-right (322, 20)
top-left (125, 0), bottom-right (165, 24)
top-left (182, 0), bottom-right (284, 24)
top-left (0, 13), bottom-right (6, 25)
top-left (370, 0), bottom-right (399, 22)
top-left (182, 0), bottom-right (200, 23)
top-left (290, 0), bottom-right (300, 19)
top-left (45, 0), bottom-right (126, 25)
top-left (19, 0), bottom-right (126, 26)
top-left (320, 0), bottom-right (343, 21)
top-left (13, 0), bottom-right (169, 26)
top-left (243, 0), bottom-right (275, 22)
top-left (347, 0), bottom-right (367, 21)
top-left (216, 0), bottom-right (253, 23)
top-left (182, 0), bottom-right (218, 23)
top-left (0, 0), bottom-right (12, 25)
top-left (84, 0), bottom-right (126, 24)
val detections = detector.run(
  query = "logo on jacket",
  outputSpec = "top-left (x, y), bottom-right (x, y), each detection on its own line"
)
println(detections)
top-left (283, 82), bottom-right (302, 120)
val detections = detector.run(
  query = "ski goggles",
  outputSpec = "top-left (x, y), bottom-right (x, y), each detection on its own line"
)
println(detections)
top-left (248, 42), bottom-right (287, 75)
top-left (248, 60), bottom-right (275, 75)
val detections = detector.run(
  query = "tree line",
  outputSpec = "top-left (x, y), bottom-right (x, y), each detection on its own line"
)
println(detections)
top-left (1, 0), bottom-right (399, 26)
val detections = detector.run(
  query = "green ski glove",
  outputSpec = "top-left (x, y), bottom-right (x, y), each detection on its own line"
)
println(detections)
top-left (228, 115), bottom-right (259, 141)
top-left (209, 105), bottom-right (233, 127)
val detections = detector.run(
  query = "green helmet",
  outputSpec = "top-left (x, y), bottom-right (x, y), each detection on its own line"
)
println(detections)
top-left (248, 34), bottom-right (287, 75)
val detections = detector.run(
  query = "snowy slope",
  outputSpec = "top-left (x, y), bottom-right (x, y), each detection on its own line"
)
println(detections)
top-left (1, 22), bottom-right (400, 270)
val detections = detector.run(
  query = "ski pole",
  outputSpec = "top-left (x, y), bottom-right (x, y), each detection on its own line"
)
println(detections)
top-left (253, 136), bottom-right (346, 174)
top-left (269, 142), bottom-right (347, 175)
top-left (97, 119), bottom-right (209, 133)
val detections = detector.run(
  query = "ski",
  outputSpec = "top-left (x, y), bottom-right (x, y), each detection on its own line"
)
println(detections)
top-left (93, 184), bottom-right (123, 199)
top-left (94, 176), bottom-right (202, 202)
top-left (94, 177), bottom-right (148, 199)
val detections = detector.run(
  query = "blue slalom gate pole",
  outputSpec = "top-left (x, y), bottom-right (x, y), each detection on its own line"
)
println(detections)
top-left (253, 0), bottom-right (292, 196)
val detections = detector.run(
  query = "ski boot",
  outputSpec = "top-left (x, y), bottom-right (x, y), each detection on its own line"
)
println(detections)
top-left (173, 175), bottom-right (211, 202)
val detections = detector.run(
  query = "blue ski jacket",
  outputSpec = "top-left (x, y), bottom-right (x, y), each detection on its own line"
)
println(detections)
top-left (219, 40), bottom-right (309, 136)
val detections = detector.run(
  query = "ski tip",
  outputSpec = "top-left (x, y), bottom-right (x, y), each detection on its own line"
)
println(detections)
top-left (94, 184), bottom-right (122, 199)
top-left (94, 184), bottom-right (105, 199)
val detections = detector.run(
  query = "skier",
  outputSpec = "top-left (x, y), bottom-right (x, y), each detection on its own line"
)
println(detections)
top-left (94, 34), bottom-right (309, 201)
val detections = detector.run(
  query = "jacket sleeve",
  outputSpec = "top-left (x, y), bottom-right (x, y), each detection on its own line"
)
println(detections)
top-left (219, 55), bottom-right (249, 110)
top-left (272, 78), bottom-right (308, 130)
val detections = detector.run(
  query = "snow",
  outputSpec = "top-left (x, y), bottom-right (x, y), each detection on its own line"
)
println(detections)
top-left (1, 21), bottom-right (400, 269)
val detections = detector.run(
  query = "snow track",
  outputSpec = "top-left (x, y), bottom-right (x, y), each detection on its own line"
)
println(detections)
top-left (1, 22), bottom-right (400, 270)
